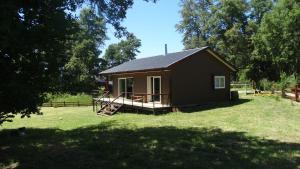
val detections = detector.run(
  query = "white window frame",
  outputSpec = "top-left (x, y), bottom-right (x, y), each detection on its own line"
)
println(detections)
top-left (214, 76), bottom-right (225, 89)
top-left (147, 76), bottom-right (161, 103)
top-left (118, 77), bottom-right (133, 98)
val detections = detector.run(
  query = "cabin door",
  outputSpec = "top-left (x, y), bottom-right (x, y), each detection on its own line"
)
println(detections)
top-left (147, 76), bottom-right (161, 102)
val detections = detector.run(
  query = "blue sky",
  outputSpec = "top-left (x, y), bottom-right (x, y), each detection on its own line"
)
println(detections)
top-left (101, 0), bottom-right (184, 59)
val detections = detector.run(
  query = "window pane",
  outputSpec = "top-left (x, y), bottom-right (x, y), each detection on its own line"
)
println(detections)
top-left (214, 76), bottom-right (225, 89)
top-left (119, 79), bottom-right (126, 95)
top-left (126, 78), bottom-right (133, 99)
top-left (154, 77), bottom-right (160, 101)
top-left (220, 78), bottom-right (225, 87)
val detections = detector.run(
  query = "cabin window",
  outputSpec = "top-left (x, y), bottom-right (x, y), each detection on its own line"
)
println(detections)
top-left (214, 76), bottom-right (225, 89)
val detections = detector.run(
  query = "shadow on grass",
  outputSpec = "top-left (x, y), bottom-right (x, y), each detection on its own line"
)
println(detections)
top-left (121, 99), bottom-right (252, 115)
top-left (0, 121), bottom-right (299, 169)
top-left (179, 98), bottom-right (252, 113)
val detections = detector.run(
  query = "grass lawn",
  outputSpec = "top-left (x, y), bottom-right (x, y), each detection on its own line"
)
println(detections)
top-left (0, 95), bottom-right (300, 169)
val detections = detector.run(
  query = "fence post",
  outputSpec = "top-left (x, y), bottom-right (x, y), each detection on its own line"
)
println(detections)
top-left (92, 100), bottom-right (94, 112)
top-left (96, 101), bottom-right (98, 112)
top-left (132, 95), bottom-right (133, 107)
top-left (78, 101), bottom-right (80, 107)
top-left (50, 101), bottom-right (52, 107)
top-left (64, 101), bottom-right (66, 107)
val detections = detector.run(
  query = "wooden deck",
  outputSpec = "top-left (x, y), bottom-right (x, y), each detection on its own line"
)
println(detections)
top-left (93, 97), bottom-right (171, 112)
top-left (100, 97), bottom-right (170, 109)
top-left (93, 93), bottom-right (172, 114)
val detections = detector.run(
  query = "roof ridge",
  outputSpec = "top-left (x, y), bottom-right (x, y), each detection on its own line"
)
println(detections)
top-left (165, 47), bottom-right (208, 67)
top-left (133, 47), bottom-right (206, 61)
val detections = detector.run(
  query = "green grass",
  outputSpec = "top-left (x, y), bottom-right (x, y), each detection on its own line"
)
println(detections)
top-left (1, 95), bottom-right (300, 169)
top-left (46, 93), bottom-right (93, 104)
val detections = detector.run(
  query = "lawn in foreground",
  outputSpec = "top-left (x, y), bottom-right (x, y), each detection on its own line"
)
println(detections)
top-left (0, 95), bottom-right (299, 169)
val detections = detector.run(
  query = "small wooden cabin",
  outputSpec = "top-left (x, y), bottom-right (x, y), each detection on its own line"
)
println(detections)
top-left (99, 47), bottom-right (236, 110)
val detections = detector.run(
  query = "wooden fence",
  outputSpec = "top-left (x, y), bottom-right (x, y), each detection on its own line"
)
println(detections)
top-left (42, 101), bottom-right (92, 107)
top-left (284, 86), bottom-right (299, 102)
top-left (230, 82), bottom-right (253, 94)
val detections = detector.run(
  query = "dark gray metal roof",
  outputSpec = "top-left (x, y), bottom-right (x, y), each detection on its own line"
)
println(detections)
top-left (100, 47), bottom-right (208, 74)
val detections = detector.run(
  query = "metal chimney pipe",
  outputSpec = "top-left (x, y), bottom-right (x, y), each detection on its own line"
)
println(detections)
top-left (165, 44), bottom-right (168, 55)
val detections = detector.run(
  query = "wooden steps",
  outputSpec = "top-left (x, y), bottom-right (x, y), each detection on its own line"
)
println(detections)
top-left (97, 103), bottom-right (123, 116)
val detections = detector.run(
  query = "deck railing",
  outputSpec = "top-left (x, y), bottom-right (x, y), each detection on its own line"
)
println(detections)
top-left (121, 92), bottom-right (170, 108)
top-left (93, 92), bottom-right (171, 113)
top-left (93, 91), bottom-right (110, 111)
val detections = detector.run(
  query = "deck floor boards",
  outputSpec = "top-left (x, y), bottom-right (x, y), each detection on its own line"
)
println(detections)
top-left (97, 97), bottom-right (170, 109)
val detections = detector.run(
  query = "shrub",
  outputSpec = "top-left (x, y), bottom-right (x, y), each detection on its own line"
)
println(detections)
top-left (279, 74), bottom-right (297, 91)
top-left (258, 79), bottom-right (274, 91)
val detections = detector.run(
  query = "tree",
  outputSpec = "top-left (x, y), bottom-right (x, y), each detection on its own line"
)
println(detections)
top-left (0, 0), bottom-right (155, 124)
top-left (0, 0), bottom-right (77, 124)
top-left (249, 0), bottom-right (300, 82)
top-left (176, 0), bottom-right (274, 70)
top-left (176, 0), bottom-right (214, 49)
top-left (103, 33), bottom-right (141, 68)
top-left (62, 8), bottom-right (107, 92)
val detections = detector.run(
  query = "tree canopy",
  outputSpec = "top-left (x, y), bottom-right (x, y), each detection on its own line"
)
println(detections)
top-left (176, 0), bottom-right (300, 85)
top-left (0, 0), bottom-right (154, 124)
top-left (176, 0), bottom-right (274, 71)
top-left (103, 33), bottom-right (141, 68)
top-left (249, 0), bottom-right (300, 82)
top-left (62, 8), bottom-right (107, 93)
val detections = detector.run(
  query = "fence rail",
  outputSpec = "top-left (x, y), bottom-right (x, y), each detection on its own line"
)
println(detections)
top-left (42, 101), bottom-right (92, 107)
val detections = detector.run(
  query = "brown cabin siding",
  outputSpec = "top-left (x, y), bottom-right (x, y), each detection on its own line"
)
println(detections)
top-left (169, 50), bottom-right (231, 106)
top-left (110, 71), bottom-right (171, 105)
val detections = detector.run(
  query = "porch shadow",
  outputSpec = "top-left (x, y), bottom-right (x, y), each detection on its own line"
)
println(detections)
top-left (179, 98), bottom-right (251, 113)
top-left (1, 122), bottom-right (299, 169)
top-left (121, 98), bottom-right (251, 115)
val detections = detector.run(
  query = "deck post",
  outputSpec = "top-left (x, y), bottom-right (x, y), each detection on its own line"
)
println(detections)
top-left (152, 95), bottom-right (155, 114)
top-left (153, 95), bottom-right (155, 108)
top-left (296, 85), bottom-right (299, 102)
top-left (142, 98), bottom-right (144, 110)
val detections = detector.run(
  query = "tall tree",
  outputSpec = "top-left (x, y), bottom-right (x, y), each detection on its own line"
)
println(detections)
top-left (249, 0), bottom-right (300, 82)
top-left (176, 0), bottom-right (274, 70)
top-left (176, 0), bottom-right (213, 49)
top-left (0, 0), bottom-right (77, 124)
top-left (103, 33), bottom-right (141, 68)
top-left (63, 8), bottom-right (107, 92)
top-left (0, 0), bottom-right (155, 124)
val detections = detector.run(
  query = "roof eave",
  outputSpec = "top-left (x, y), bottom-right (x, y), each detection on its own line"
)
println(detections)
top-left (99, 68), bottom-right (170, 76)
